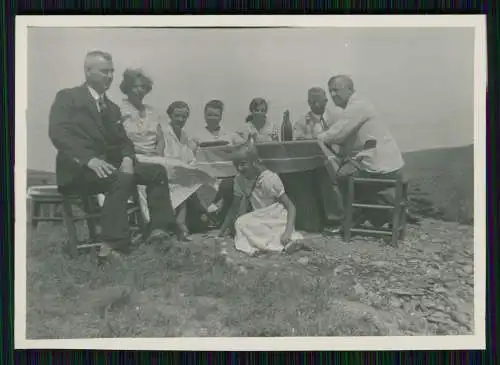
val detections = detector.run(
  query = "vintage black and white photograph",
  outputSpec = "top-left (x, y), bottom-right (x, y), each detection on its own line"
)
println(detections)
top-left (15, 15), bottom-right (486, 350)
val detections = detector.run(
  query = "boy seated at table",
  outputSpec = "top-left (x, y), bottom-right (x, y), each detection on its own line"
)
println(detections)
top-left (217, 142), bottom-right (302, 256)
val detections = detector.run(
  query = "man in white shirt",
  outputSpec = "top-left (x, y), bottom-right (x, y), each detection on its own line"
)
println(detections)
top-left (293, 87), bottom-right (336, 140)
top-left (290, 87), bottom-right (344, 231)
top-left (318, 75), bottom-right (408, 228)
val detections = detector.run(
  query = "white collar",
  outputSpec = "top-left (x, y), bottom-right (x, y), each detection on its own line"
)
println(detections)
top-left (310, 112), bottom-right (324, 119)
top-left (345, 92), bottom-right (359, 108)
top-left (87, 85), bottom-right (104, 101)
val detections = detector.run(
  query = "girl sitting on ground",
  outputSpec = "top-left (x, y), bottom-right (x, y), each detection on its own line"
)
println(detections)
top-left (217, 142), bottom-right (302, 256)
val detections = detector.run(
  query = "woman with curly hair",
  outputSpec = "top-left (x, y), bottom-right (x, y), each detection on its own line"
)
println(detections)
top-left (118, 68), bottom-right (216, 241)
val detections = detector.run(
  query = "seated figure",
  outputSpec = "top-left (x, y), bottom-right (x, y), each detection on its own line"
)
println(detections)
top-left (117, 69), bottom-right (216, 241)
top-left (318, 75), bottom-right (407, 227)
top-left (48, 52), bottom-right (177, 257)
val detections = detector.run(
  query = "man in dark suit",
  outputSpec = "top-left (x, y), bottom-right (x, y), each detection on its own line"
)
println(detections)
top-left (49, 50), bottom-right (176, 256)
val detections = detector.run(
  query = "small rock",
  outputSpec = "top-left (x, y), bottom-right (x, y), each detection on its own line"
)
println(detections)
top-left (463, 249), bottom-right (473, 257)
top-left (403, 301), bottom-right (415, 313)
top-left (432, 238), bottom-right (446, 244)
top-left (428, 312), bottom-right (451, 325)
top-left (238, 266), bottom-right (248, 274)
top-left (370, 261), bottom-right (391, 268)
top-left (333, 264), bottom-right (352, 276)
top-left (463, 265), bottom-right (473, 274)
top-left (220, 249), bottom-right (228, 256)
top-left (298, 257), bottom-right (309, 265)
top-left (420, 234), bottom-right (429, 240)
top-left (450, 312), bottom-right (470, 328)
top-left (354, 283), bottom-right (366, 296)
top-left (390, 296), bottom-right (403, 308)
top-left (434, 285), bottom-right (447, 294)
top-left (426, 267), bottom-right (440, 277)
top-left (444, 280), bottom-right (459, 289)
top-left (420, 298), bottom-right (436, 309)
top-left (368, 293), bottom-right (383, 307)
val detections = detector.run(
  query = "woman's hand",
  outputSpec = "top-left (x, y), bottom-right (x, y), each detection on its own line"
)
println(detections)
top-left (119, 157), bottom-right (135, 175)
top-left (280, 229), bottom-right (293, 246)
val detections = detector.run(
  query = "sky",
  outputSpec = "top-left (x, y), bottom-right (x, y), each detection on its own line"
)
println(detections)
top-left (25, 26), bottom-right (475, 172)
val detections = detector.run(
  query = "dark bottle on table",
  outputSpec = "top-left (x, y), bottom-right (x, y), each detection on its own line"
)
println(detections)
top-left (281, 109), bottom-right (293, 141)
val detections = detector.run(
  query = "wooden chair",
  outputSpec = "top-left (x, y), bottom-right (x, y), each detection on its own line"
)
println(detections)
top-left (27, 185), bottom-right (146, 256)
top-left (343, 176), bottom-right (409, 246)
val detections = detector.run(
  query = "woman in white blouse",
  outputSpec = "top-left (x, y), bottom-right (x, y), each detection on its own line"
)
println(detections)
top-left (118, 68), bottom-right (215, 241)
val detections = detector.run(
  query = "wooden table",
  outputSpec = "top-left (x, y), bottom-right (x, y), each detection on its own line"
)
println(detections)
top-left (195, 140), bottom-right (340, 232)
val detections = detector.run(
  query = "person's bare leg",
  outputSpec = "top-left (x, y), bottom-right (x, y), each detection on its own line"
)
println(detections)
top-left (176, 202), bottom-right (192, 241)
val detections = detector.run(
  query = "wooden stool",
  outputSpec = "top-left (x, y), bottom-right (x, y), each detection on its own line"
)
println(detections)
top-left (27, 185), bottom-right (146, 256)
top-left (343, 176), bottom-right (409, 246)
top-left (27, 185), bottom-right (65, 228)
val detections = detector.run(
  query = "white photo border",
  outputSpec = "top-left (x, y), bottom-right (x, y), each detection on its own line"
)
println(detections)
top-left (14, 14), bottom-right (487, 351)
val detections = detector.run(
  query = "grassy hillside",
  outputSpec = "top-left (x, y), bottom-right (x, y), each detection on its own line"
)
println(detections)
top-left (26, 144), bottom-right (474, 224)
top-left (403, 144), bottom-right (474, 224)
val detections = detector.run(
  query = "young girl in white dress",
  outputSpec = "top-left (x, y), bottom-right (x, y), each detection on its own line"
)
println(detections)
top-left (218, 142), bottom-right (302, 256)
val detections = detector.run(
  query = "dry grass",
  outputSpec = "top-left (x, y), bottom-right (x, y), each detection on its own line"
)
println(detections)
top-left (26, 218), bottom-right (474, 339)
top-left (25, 144), bottom-right (475, 338)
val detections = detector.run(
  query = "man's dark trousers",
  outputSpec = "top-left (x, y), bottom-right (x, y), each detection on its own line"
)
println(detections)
top-left (61, 162), bottom-right (176, 244)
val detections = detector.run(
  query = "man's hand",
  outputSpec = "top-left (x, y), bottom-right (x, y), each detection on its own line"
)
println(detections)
top-left (120, 157), bottom-right (135, 175)
top-left (317, 132), bottom-right (327, 143)
top-left (87, 158), bottom-right (116, 179)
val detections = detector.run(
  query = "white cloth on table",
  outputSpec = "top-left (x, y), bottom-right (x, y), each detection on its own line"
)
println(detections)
top-left (135, 155), bottom-right (217, 222)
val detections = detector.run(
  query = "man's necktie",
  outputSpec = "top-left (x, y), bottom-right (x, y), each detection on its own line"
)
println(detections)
top-left (320, 116), bottom-right (327, 131)
top-left (98, 95), bottom-right (107, 114)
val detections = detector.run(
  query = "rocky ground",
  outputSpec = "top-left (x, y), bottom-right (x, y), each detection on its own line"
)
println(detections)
top-left (26, 218), bottom-right (474, 338)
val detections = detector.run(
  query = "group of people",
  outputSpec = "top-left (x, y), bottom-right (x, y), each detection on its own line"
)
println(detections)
top-left (48, 50), bottom-right (407, 259)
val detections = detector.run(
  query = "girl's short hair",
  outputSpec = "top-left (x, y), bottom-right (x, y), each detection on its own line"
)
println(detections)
top-left (204, 99), bottom-right (224, 112)
top-left (166, 101), bottom-right (190, 117)
top-left (249, 97), bottom-right (268, 113)
top-left (119, 68), bottom-right (153, 95)
top-left (231, 142), bottom-right (260, 163)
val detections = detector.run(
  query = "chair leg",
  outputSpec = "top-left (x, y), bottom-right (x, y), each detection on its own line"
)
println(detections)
top-left (391, 182), bottom-right (403, 246)
top-left (62, 198), bottom-right (78, 257)
top-left (28, 198), bottom-right (39, 230)
top-left (343, 176), bottom-right (355, 242)
top-left (81, 195), bottom-right (99, 243)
